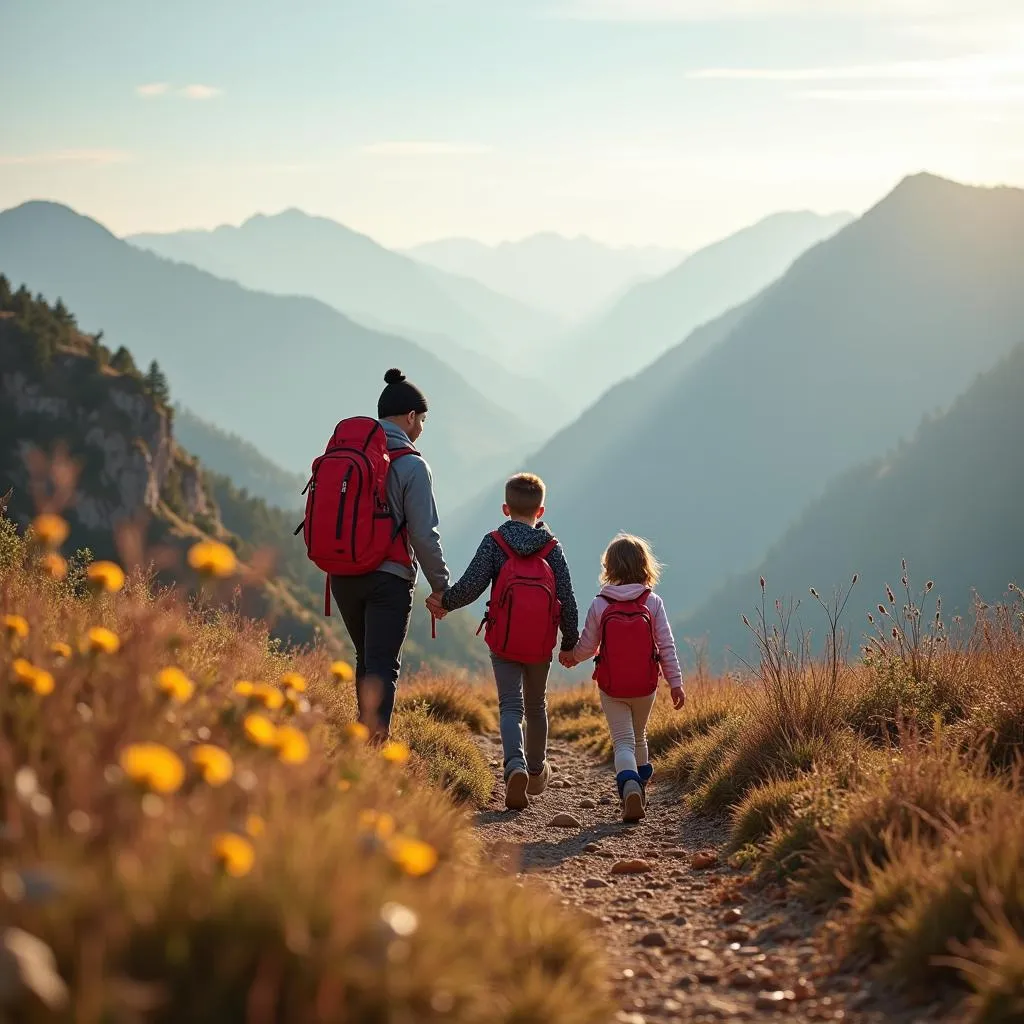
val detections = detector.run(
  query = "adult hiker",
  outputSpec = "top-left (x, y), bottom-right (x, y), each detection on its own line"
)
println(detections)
top-left (300, 368), bottom-right (450, 738)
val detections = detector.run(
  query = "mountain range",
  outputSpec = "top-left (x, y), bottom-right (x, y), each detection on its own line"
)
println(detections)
top-left (682, 336), bottom-right (1024, 661)
top-left (406, 233), bottom-right (685, 323)
top-left (449, 175), bottom-right (1024, 637)
top-left (553, 210), bottom-right (852, 411)
top-left (0, 201), bottom-right (534, 511)
top-left (128, 211), bottom-right (562, 421)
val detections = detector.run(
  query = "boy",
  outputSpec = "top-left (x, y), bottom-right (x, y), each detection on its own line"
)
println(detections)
top-left (430, 474), bottom-right (579, 809)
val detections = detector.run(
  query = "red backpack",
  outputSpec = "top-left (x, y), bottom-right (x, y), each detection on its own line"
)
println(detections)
top-left (297, 417), bottom-right (413, 614)
top-left (593, 590), bottom-right (661, 698)
top-left (478, 532), bottom-right (561, 664)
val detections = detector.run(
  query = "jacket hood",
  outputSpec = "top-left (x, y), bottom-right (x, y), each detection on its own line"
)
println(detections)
top-left (598, 582), bottom-right (651, 602)
top-left (496, 520), bottom-right (557, 556)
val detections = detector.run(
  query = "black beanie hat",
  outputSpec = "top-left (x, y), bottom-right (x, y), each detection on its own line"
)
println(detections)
top-left (377, 368), bottom-right (428, 419)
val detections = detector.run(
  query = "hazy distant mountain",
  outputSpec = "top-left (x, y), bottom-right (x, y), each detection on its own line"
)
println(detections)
top-left (0, 201), bottom-right (532, 510)
top-left (555, 211), bottom-right (852, 410)
top-left (406, 233), bottom-right (685, 323)
top-left (683, 338), bottom-right (1024, 662)
top-left (174, 407), bottom-right (305, 510)
top-left (448, 175), bottom-right (1024, 622)
top-left (128, 210), bottom-right (561, 383)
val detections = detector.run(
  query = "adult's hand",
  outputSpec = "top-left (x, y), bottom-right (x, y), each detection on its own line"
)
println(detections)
top-left (558, 650), bottom-right (577, 669)
top-left (425, 592), bottom-right (447, 619)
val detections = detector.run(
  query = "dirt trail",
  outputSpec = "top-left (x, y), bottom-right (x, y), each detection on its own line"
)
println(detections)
top-left (474, 733), bottom-right (897, 1024)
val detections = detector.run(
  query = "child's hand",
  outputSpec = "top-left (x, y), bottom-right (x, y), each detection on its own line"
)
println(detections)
top-left (558, 651), bottom-right (577, 669)
top-left (670, 687), bottom-right (686, 710)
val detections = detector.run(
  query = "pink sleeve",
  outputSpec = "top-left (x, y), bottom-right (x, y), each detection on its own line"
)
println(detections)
top-left (573, 598), bottom-right (603, 663)
top-left (651, 595), bottom-right (683, 689)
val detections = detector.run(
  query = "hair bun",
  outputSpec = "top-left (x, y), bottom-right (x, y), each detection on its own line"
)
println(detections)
top-left (384, 368), bottom-right (406, 385)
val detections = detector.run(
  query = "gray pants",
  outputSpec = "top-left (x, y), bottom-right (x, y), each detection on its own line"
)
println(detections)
top-left (600, 691), bottom-right (657, 776)
top-left (491, 655), bottom-right (550, 779)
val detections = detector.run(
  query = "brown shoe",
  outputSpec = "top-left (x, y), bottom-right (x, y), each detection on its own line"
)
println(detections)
top-left (527, 762), bottom-right (551, 796)
top-left (622, 780), bottom-right (645, 823)
top-left (505, 769), bottom-right (530, 810)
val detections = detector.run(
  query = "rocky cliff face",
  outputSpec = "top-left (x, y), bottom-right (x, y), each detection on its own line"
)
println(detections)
top-left (0, 318), bottom-right (212, 540)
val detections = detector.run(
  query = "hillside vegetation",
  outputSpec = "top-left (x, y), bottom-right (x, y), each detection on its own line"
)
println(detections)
top-left (684, 338), bottom-right (1024, 660)
top-left (0, 516), bottom-right (611, 1021)
top-left (550, 583), bottom-right (1024, 1022)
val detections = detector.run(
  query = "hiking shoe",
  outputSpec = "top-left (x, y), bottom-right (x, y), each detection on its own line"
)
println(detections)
top-left (622, 780), bottom-right (645, 823)
top-left (505, 769), bottom-right (530, 810)
top-left (527, 762), bottom-right (551, 796)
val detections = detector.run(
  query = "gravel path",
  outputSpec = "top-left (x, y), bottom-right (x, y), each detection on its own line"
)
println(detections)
top-left (473, 733), bottom-right (927, 1024)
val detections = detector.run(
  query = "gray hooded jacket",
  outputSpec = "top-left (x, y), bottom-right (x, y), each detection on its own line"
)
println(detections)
top-left (377, 420), bottom-right (450, 593)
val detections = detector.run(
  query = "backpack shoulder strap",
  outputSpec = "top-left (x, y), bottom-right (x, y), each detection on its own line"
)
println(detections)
top-left (538, 538), bottom-right (557, 559)
top-left (489, 530), bottom-right (515, 559)
top-left (388, 445), bottom-right (418, 462)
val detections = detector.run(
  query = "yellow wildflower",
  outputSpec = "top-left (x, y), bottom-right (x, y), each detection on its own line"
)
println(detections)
top-left (243, 714), bottom-right (278, 748)
top-left (86, 560), bottom-right (126, 593)
top-left (358, 809), bottom-right (395, 840)
top-left (31, 513), bottom-right (69, 549)
top-left (191, 745), bottom-right (234, 786)
top-left (81, 626), bottom-right (120, 655)
top-left (187, 540), bottom-right (237, 579)
top-left (3, 615), bottom-right (29, 641)
top-left (343, 721), bottom-right (370, 744)
top-left (381, 740), bottom-right (411, 765)
top-left (388, 836), bottom-right (439, 877)
top-left (50, 641), bottom-right (72, 660)
top-left (213, 833), bottom-right (255, 877)
top-left (39, 552), bottom-right (67, 580)
top-left (245, 814), bottom-right (266, 838)
top-left (157, 667), bottom-right (195, 704)
top-left (11, 658), bottom-right (54, 696)
top-left (279, 671), bottom-right (307, 693)
top-left (233, 680), bottom-right (255, 698)
top-left (120, 743), bottom-right (185, 794)
top-left (274, 725), bottom-right (310, 765)
top-left (330, 661), bottom-right (355, 683)
top-left (250, 683), bottom-right (284, 711)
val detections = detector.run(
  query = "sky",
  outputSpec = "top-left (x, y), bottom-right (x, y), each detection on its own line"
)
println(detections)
top-left (2, 0), bottom-right (1023, 249)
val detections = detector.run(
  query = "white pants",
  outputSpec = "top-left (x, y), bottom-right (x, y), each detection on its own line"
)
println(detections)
top-left (600, 691), bottom-right (657, 776)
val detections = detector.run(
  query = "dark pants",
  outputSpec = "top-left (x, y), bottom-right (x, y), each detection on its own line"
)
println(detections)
top-left (330, 571), bottom-right (415, 735)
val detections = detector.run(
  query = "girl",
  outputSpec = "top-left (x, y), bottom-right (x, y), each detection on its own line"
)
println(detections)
top-left (571, 534), bottom-right (684, 822)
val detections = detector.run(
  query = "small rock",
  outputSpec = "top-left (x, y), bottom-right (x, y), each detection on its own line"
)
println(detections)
top-left (583, 877), bottom-right (609, 889)
top-left (489, 760), bottom-right (499, 768)
top-left (698, 970), bottom-right (721, 984)
top-left (611, 859), bottom-right (653, 875)
top-left (634, 966), bottom-right (656, 980)
top-left (726, 927), bottom-right (751, 943)
top-left (663, 998), bottom-right (682, 1013)
top-left (583, 843), bottom-right (600, 853)
top-left (580, 798), bottom-right (598, 809)
top-left (640, 931), bottom-right (667, 948)
top-left (599, 795), bottom-right (613, 805)
top-left (738, 946), bottom-right (762, 957)
top-left (667, 848), bottom-right (689, 859)
top-left (548, 813), bottom-right (581, 828)
top-left (635, 889), bottom-right (655, 899)
top-left (692, 948), bottom-right (716, 963)
top-left (721, 908), bottom-right (743, 924)
top-left (549, 779), bottom-right (569, 789)
top-left (690, 994), bottom-right (747, 1019)
top-left (675, 973), bottom-right (699, 989)
top-left (598, 850), bottom-right (617, 859)
top-left (691, 851), bottom-right (719, 870)
top-left (793, 979), bottom-right (816, 1001)
top-left (756, 990), bottom-right (796, 1011)
top-left (659, 910), bottom-right (678, 921)
top-left (729, 970), bottom-right (758, 988)
top-left (615, 1014), bottom-right (645, 1024)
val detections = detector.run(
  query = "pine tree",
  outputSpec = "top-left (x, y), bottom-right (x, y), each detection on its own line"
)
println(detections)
top-left (0, 274), bottom-right (11, 309)
top-left (144, 360), bottom-right (171, 406)
top-left (110, 346), bottom-right (138, 375)
top-left (53, 298), bottom-right (74, 327)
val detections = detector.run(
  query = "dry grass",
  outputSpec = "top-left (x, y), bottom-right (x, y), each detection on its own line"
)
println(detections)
top-left (0, 515), bottom-right (612, 1022)
top-left (548, 569), bottom-right (1024, 1016)
top-left (395, 675), bottom-right (498, 735)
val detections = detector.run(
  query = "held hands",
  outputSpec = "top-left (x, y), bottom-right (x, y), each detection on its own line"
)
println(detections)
top-left (558, 650), bottom-right (578, 669)
top-left (425, 591), bottom-right (448, 620)
top-left (670, 687), bottom-right (686, 710)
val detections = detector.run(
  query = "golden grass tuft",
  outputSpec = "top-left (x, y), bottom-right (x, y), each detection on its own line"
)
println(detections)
top-left (0, 515), bottom-right (611, 1021)
top-left (396, 675), bottom-right (497, 735)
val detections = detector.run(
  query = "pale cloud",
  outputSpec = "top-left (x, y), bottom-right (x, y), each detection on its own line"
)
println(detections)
top-left (690, 53), bottom-right (1024, 81)
top-left (136, 82), bottom-right (170, 97)
top-left (359, 141), bottom-right (493, 156)
top-left (179, 84), bottom-right (222, 100)
top-left (798, 85), bottom-right (1024, 103)
top-left (0, 149), bottom-right (132, 167)
top-left (554, 0), bottom-right (1021, 21)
